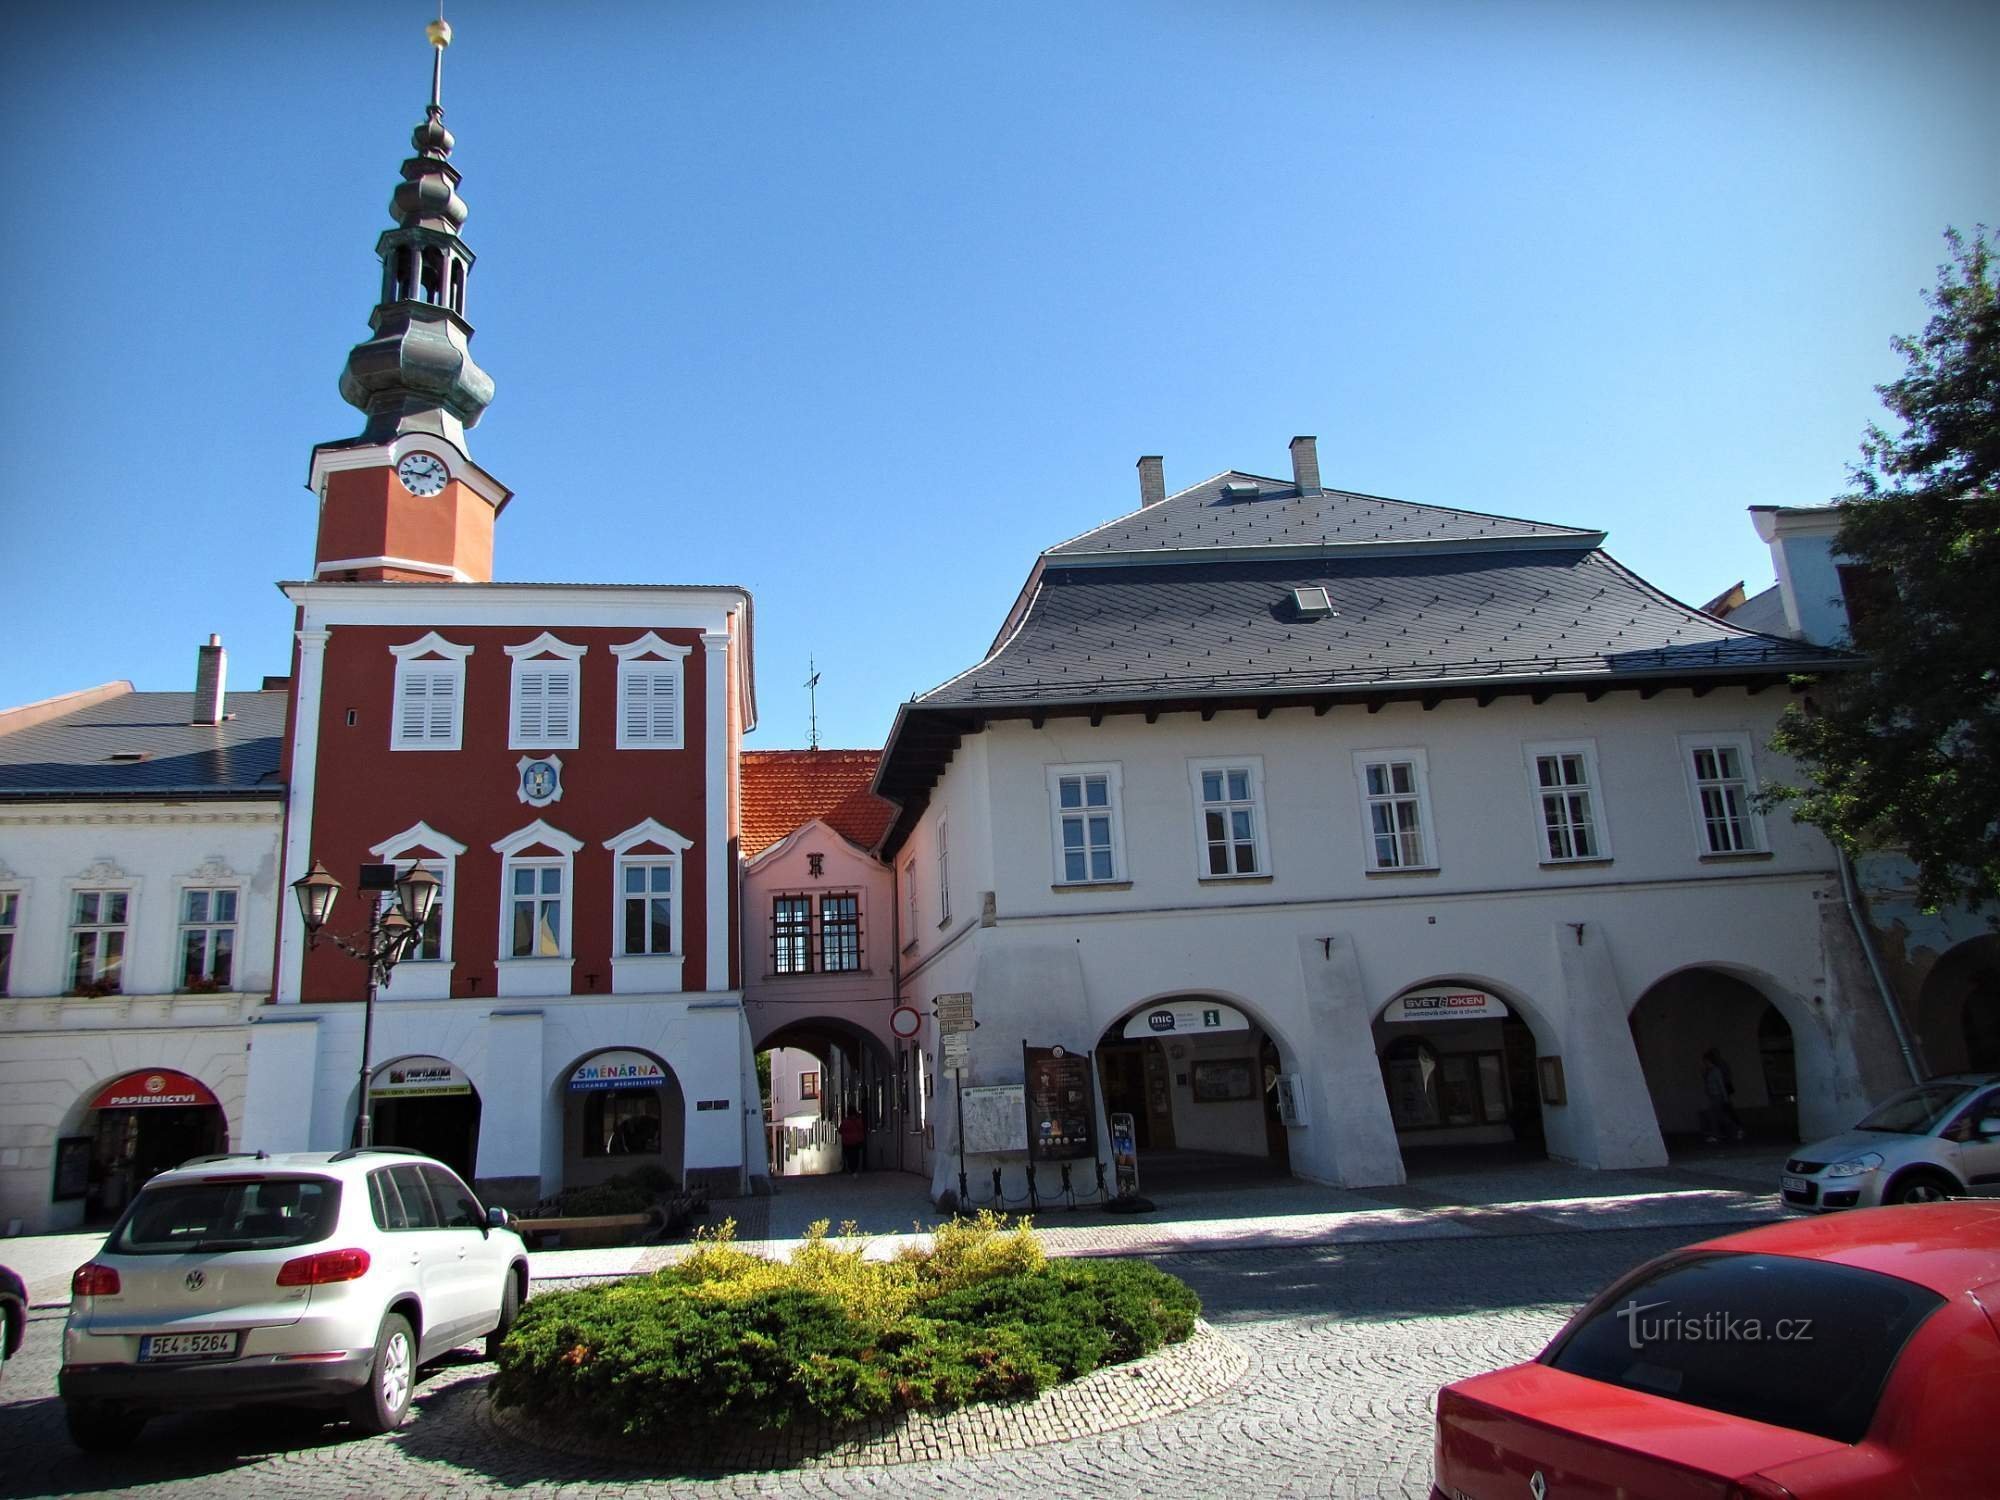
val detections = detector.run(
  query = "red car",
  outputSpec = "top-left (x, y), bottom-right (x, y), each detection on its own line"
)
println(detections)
top-left (1433, 1203), bottom-right (2000, 1499)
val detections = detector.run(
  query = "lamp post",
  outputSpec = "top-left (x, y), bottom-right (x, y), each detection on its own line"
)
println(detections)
top-left (291, 860), bottom-right (443, 1149)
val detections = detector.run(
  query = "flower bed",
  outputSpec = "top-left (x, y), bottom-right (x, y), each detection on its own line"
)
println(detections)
top-left (490, 1213), bottom-right (1200, 1440)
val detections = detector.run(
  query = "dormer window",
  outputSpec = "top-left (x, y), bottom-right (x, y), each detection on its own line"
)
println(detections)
top-left (507, 634), bottom-right (586, 751)
top-left (1220, 481), bottom-right (1260, 502)
top-left (389, 633), bottom-right (473, 751)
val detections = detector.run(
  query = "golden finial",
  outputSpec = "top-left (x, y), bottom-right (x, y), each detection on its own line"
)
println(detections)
top-left (427, 17), bottom-right (452, 49)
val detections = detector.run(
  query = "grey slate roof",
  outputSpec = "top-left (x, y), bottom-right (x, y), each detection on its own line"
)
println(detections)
top-left (1047, 472), bottom-right (1599, 557)
top-left (0, 690), bottom-right (286, 799)
top-left (919, 550), bottom-right (1845, 709)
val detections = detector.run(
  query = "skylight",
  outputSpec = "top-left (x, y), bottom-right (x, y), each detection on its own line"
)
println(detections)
top-left (1291, 586), bottom-right (1335, 620)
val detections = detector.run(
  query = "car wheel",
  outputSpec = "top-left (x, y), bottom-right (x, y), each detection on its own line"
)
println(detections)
top-left (484, 1272), bottom-right (520, 1362)
top-left (346, 1312), bottom-right (416, 1435)
top-left (1886, 1169), bottom-right (1957, 1205)
top-left (65, 1399), bottom-right (145, 1452)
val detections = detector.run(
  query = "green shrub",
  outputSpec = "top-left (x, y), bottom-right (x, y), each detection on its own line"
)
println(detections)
top-left (491, 1219), bottom-right (1200, 1439)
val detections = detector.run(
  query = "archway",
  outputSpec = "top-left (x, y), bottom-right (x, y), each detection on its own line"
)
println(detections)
top-left (1629, 967), bottom-right (1799, 1152)
top-left (1371, 981), bottom-right (1546, 1168)
top-left (71, 1069), bottom-right (226, 1224)
top-left (755, 1017), bottom-right (896, 1177)
top-left (558, 1047), bottom-right (687, 1193)
top-left (368, 1054), bottom-right (481, 1183)
top-left (1094, 995), bottom-right (1293, 1184)
top-left (1913, 936), bottom-right (2000, 1075)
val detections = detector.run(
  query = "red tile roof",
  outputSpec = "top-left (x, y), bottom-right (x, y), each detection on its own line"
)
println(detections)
top-left (741, 749), bottom-right (898, 858)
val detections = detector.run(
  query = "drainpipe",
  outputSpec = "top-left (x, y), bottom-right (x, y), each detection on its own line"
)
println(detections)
top-left (1837, 851), bottom-right (1925, 1085)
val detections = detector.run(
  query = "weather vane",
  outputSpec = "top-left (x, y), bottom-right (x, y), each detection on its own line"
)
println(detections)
top-left (805, 658), bottom-right (822, 752)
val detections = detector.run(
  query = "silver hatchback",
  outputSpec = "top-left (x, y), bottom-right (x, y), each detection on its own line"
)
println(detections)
top-left (59, 1147), bottom-right (527, 1450)
top-left (1781, 1073), bottom-right (2000, 1212)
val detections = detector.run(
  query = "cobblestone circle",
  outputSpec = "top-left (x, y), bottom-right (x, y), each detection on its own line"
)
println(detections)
top-left (487, 1321), bottom-right (1248, 1470)
top-left (0, 1224), bottom-right (1735, 1499)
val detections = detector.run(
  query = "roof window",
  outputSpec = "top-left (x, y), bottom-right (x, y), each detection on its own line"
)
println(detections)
top-left (1219, 481), bottom-right (1260, 502)
top-left (1290, 586), bottom-right (1336, 620)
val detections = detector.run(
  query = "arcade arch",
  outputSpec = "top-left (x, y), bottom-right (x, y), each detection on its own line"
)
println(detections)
top-left (754, 1017), bottom-right (895, 1177)
top-left (556, 1047), bottom-right (687, 1191)
top-left (1094, 994), bottom-right (1294, 1181)
top-left (365, 1054), bottom-right (482, 1183)
top-left (1369, 979), bottom-right (1548, 1164)
top-left (1628, 966), bottom-right (1800, 1149)
top-left (1913, 935), bottom-right (2000, 1075)
top-left (60, 1068), bottom-right (226, 1224)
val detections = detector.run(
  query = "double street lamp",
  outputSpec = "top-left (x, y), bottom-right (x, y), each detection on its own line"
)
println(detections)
top-left (290, 860), bottom-right (443, 1149)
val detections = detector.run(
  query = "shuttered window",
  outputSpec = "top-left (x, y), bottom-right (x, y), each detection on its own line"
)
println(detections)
top-left (513, 665), bottom-right (576, 748)
top-left (619, 662), bottom-right (682, 747)
top-left (393, 664), bottom-right (462, 748)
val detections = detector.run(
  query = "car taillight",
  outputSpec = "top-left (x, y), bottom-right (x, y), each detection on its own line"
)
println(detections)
top-left (72, 1263), bottom-right (121, 1296)
top-left (1726, 1480), bottom-right (1798, 1499)
top-left (275, 1248), bottom-right (371, 1287)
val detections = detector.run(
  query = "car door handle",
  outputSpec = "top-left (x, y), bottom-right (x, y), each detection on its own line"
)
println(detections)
top-left (411, 1251), bottom-right (421, 1265)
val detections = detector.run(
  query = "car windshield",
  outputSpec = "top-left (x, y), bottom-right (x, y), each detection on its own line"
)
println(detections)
top-left (1855, 1083), bottom-right (1971, 1135)
top-left (1545, 1251), bottom-right (1942, 1444)
top-left (109, 1177), bottom-right (341, 1255)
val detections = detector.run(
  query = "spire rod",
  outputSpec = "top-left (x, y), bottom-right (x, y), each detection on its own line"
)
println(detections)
top-left (805, 658), bottom-right (822, 752)
top-left (426, 9), bottom-right (451, 113)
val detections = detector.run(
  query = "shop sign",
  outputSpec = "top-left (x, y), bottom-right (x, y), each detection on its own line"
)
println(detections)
top-left (1109, 1112), bottom-right (1140, 1197)
top-left (569, 1050), bottom-right (666, 1092)
top-left (1121, 1001), bottom-right (1249, 1040)
top-left (91, 1069), bottom-right (218, 1111)
top-left (371, 1057), bottom-right (471, 1098)
top-left (1382, 987), bottom-right (1509, 1023)
top-left (1023, 1044), bottom-right (1096, 1161)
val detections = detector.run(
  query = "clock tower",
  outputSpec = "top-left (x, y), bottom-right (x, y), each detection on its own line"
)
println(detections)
top-left (308, 18), bottom-right (509, 584)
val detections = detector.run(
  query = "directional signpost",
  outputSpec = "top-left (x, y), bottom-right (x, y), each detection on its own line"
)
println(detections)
top-left (933, 993), bottom-right (976, 1033)
top-left (932, 993), bottom-right (977, 1208)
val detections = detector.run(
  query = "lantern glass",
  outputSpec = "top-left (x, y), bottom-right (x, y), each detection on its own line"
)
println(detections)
top-left (291, 861), bottom-right (341, 932)
top-left (396, 865), bottom-right (442, 928)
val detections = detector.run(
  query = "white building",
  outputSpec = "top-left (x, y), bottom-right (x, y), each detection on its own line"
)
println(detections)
top-left (0, 644), bottom-right (285, 1234)
top-left (873, 441), bottom-right (1913, 1205)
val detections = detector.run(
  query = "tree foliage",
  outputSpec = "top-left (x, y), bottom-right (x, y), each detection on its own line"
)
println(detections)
top-left (1767, 227), bottom-right (2000, 916)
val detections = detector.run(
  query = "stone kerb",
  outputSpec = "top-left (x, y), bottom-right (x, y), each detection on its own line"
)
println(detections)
top-left (483, 1320), bottom-right (1247, 1472)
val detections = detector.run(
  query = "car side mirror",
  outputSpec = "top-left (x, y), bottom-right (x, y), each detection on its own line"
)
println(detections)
top-left (1976, 1116), bottom-right (2000, 1141)
top-left (486, 1205), bottom-right (512, 1232)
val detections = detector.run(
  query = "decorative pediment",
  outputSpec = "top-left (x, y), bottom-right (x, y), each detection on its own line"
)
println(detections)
top-left (73, 858), bottom-right (131, 884)
top-left (388, 631), bottom-right (474, 663)
top-left (611, 631), bottom-right (692, 662)
top-left (371, 820), bottom-right (468, 859)
top-left (504, 632), bottom-right (587, 663)
top-left (183, 856), bottom-right (238, 884)
top-left (603, 817), bottom-right (694, 856)
top-left (492, 818), bottom-right (584, 857)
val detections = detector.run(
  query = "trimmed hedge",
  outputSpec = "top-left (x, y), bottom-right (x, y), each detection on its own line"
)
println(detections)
top-left (491, 1217), bottom-right (1199, 1437)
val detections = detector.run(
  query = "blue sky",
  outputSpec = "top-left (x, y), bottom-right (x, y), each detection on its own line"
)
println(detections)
top-left (1, 1), bottom-right (1993, 751)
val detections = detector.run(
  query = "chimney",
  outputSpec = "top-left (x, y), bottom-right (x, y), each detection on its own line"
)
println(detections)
top-left (193, 634), bottom-right (227, 726)
top-left (1137, 455), bottom-right (1166, 507)
top-left (1289, 436), bottom-right (1322, 497)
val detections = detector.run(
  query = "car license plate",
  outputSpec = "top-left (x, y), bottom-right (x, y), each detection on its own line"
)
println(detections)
top-left (1781, 1174), bottom-right (1810, 1193)
top-left (138, 1331), bottom-right (240, 1362)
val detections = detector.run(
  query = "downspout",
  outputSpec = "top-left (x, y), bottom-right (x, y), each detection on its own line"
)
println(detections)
top-left (889, 848), bottom-right (906, 1172)
top-left (1837, 851), bottom-right (1925, 1085)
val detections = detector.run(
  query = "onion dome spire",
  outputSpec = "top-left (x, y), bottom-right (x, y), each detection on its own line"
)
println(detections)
top-left (337, 13), bottom-right (494, 448)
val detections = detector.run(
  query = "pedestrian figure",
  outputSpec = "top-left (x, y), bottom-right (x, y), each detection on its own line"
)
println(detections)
top-left (839, 1108), bottom-right (866, 1175)
top-left (1700, 1047), bottom-right (1746, 1143)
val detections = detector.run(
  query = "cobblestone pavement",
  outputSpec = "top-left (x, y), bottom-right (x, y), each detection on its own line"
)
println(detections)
top-left (0, 1220), bottom-right (1747, 1500)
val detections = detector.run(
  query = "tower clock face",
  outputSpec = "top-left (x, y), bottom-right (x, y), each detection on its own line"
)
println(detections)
top-left (396, 452), bottom-right (450, 496)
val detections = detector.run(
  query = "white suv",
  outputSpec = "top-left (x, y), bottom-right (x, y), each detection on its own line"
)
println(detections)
top-left (59, 1147), bottom-right (528, 1450)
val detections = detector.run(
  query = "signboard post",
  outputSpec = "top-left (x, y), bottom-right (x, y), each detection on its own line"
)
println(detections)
top-left (931, 994), bottom-right (978, 1210)
top-left (1022, 1042), bottom-right (1097, 1212)
top-left (1109, 1112), bottom-right (1140, 1199)
top-left (933, 993), bottom-right (976, 1033)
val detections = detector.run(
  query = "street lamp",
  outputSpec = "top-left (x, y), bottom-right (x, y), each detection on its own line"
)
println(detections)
top-left (291, 860), bottom-right (443, 1148)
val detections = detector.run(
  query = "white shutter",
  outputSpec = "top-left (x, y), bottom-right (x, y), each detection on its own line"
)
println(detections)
top-left (623, 671), bottom-right (651, 742)
top-left (517, 669), bottom-right (546, 742)
top-left (424, 669), bottom-right (456, 742)
top-left (647, 668), bottom-right (678, 742)
top-left (543, 668), bottom-right (573, 742)
top-left (399, 672), bottom-right (431, 743)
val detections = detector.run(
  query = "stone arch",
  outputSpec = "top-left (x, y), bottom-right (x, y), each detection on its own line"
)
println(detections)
top-left (551, 1045), bottom-right (687, 1193)
top-left (753, 1015), bottom-right (896, 1176)
top-left (58, 1066), bottom-right (228, 1223)
top-left (1626, 962), bottom-right (1815, 1148)
top-left (354, 1052), bottom-right (484, 1183)
top-left (1367, 974), bottom-right (1551, 1164)
top-left (1913, 934), bottom-right (2000, 1075)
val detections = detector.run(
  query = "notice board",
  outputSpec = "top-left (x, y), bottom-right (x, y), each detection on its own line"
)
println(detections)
top-left (1024, 1044), bottom-right (1097, 1161)
top-left (959, 1085), bottom-right (1028, 1154)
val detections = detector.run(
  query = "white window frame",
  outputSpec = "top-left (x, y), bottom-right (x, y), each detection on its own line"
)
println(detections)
top-left (1680, 732), bottom-right (1768, 856)
top-left (1047, 763), bottom-right (1128, 886)
top-left (0, 883), bottom-right (21, 997)
top-left (371, 821), bottom-right (467, 1001)
top-left (1523, 741), bottom-right (1610, 864)
top-left (389, 632), bottom-right (473, 752)
top-left (1352, 749), bottom-right (1437, 872)
top-left (505, 633), bottom-right (586, 751)
top-left (612, 632), bottom-right (691, 751)
top-left (492, 819), bottom-right (583, 998)
top-left (1187, 756), bottom-right (1270, 879)
top-left (603, 817), bottom-right (692, 994)
top-left (175, 884), bottom-right (241, 991)
top-left (67, 882), bottom-right (134, 994)
top-left (818, 891), bottom-right (863, 973)
top-left (936, 820), bottom-right (951, 926)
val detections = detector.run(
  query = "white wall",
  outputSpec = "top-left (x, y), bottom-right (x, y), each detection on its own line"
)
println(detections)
top-left (895, 688), bottom-right (1904, 1202)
